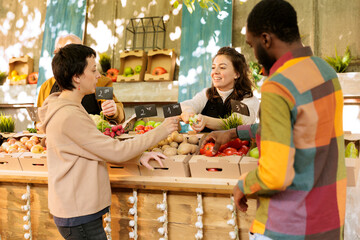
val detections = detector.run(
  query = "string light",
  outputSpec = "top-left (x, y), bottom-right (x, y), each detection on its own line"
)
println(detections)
top-left (227, 196), bottom-right (239, 240)
top-left (156, 191), bottom-right (168, 240)
top-left (195, 193), bottom-right (203, 240)
top-left (21, 184), bottom-right (32, 240)
top-left (128, 189), bottom-right (138, 239)
top-left (104, 211), bottom-right (112, 239)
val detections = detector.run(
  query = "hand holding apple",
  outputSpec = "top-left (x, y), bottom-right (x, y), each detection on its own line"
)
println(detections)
top-left (101, 100), bottom-right (117, 116)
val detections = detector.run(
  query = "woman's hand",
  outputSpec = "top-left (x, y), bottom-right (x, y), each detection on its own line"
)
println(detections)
top-left (160, 116), bottom-right (180, 135)
top-left (140, 152), bottom-right (166, 170)
top-left (191, 114), bottom-right (206, 132)
top-left (101, 100), bottom-right (117, 116)
top-left (180, 112), bottom-right (195, 124)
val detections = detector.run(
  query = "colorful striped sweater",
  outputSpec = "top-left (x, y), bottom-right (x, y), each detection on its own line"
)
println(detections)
top-left (236, 46), bottom-right (346, 240)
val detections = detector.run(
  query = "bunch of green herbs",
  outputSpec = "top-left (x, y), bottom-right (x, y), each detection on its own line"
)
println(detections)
top-left (221, 112), bottom-right (242, 130)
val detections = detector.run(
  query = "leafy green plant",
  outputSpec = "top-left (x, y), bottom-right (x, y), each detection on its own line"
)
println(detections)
top-left (99, 53), bottom-right (111, 74)
top-left (249, 61), bottom-right (263, 89)
top-left (325, 46), bottom-right (352, 73)
top-left (0, 113), bottom-right (15, 132)
top-left (172, 0), bottom-right (221, 14)
top-left (0, 71), bottom-right (7, 85)
top-left (221, 112), bottom-right (242, 130)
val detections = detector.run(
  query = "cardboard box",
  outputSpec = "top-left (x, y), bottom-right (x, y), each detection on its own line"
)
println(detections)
top-left (344, 134), bottom-right (360, 187)
top-left (140, 155), bottom-right (191, 177)
top-left (144, 49), bottom-right (176, 81)
top-left (123, 115), bottom-right (164, 133)
top-left (0, 152), bottom-right (23, 171)
top-left (117, 50), bottom-right (147, 82)
top-left (346, 158), bottom-right (359, 187)
top-left (19, 152), bottom-right (47, 172)
top-left (8, 55), bottom-right (34, 85)
top-left (239, 156), bottom-right (258, 174)
top-left (107, 163), bottom-right (140, 176)
top-left (189, 155), bottom-right (241, 179)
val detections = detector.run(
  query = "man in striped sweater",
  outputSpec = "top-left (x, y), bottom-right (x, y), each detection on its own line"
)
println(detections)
top-left (202, 0), bottom-right (346, 239)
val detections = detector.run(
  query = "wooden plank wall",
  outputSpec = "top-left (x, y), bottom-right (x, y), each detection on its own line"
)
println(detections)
top-left (0, 183), bottom-right (256, 240)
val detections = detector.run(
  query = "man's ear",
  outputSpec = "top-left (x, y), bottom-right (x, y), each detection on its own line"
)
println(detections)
top-left (260, 33), bottom-right (272, 49)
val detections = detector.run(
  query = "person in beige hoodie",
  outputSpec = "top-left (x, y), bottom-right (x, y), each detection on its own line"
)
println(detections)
top-left (38, 43), bottom-right (179, 240)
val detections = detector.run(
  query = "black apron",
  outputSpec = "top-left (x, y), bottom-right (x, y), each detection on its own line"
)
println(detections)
top-left (50, 82), bottom-right (101, 115)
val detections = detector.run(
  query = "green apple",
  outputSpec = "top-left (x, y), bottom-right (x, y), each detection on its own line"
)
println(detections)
top-left (249, 147), bottom-right (259, 158)
top-left (145, 120), bottom-right (156, 127)
top-left (124, 67), bottom-right (134, 76)
top-left (134, 65), bottom-right (142, 74)
top-left (134, 120), bottom-right (145, 129)
top-left (154, 122), bottom-right (162, 128)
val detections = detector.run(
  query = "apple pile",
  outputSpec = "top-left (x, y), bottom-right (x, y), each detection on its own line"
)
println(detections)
top-left (133, 120), bottom-right (162, 134)
top-left (103, 125), bottom-right (125, 138)
top-left (0, 136), bottom-right (45, 154)
top-left (152, 66), bottom-right (167, 75)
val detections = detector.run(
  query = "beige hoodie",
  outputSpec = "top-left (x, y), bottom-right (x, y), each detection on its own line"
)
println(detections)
top-left (38, 93), bottom-right (169, 218)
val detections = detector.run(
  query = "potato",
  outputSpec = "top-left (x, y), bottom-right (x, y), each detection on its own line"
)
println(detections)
top-left (170, 142), bottom-right (178, 148)
top-left (162, 145), bottom-right (171, 150)
top-left (187, 135), bottom-right (199, 145)
top-left (163, 147), bottom-right (177, 156)
top-left (190, 144), bottom-right (198, 154)
top-left (177, 143), bottom-right (193, 155)
top-left (173, 134), bottom-right (184, 143)
top-left (152, 148), bottom-right (163, 153)
top-left (158, 139), bottom-right (168, 146)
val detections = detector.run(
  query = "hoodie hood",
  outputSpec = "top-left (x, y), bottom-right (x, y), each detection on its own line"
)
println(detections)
top-left (38, 92), bottom-right (82, 134)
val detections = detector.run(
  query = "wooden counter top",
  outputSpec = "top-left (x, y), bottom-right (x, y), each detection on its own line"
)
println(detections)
top-left (0, 170), bottom-right (237, 194)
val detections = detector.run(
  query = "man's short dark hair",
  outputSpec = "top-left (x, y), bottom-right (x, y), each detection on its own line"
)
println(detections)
top-left (51, 44), bottom-right (96, 91)
top-left (247, 0), bottom-right (301, 43)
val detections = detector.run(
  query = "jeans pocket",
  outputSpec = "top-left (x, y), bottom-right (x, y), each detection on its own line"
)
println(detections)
top-left (57, 226), bottom-right (71, 239)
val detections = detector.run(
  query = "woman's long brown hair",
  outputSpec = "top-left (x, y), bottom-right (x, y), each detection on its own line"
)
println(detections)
top-left (207, 47), bottom-right (254, 102)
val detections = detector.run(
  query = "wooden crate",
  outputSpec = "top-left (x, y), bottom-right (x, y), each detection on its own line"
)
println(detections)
top-left (144, 49), bottom-right (176, 81)
top-left (117, 50), bottom-right (147, 82)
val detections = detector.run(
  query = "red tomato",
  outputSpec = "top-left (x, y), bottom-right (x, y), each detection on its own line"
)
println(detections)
top-left (218, 143), bottom-right (229, 153)
top-left (27, 72), bottom-right (38, 84)
top-left (227, 138), bottom-right (242, 150)
top-left (240, 145), bottom-right (250, 155)
top-left (144, 125), bottom-right (154, 132)
top-left (223, 147), bottom-right (238, 156)
top-left (134, 125), bottom-right (145, 131)
top-left (207, 168), bottom-right (221, 172)
top-left (241, 140), bottom-right (250, 146)
top-left (200, 148), bottom-right (205, 155)
top-left (136, 130), bottom-right (145, 134)
top-left (152, 66), bottom-right (167, 75)
top-left (203, 142), bottom-right (215, 157)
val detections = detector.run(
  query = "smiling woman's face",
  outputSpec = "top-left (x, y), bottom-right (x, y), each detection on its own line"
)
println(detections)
top-left (211, 55), bottom-right (239, 91)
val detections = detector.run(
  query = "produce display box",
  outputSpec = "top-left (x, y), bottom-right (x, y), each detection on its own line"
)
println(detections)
top-left (189, 155), bottom-right (241, 179)
top-left (19, 152), bottom-right (47, 172)
top-left (140, 155), bottom-right (192, 177)
top-left (8, 55), bottom-right (34, 85)
top-left (107, 163), bottom-right (140, 176)
top-left (0, 152), bottom-right (23, 171)
top-left (239, 156), bottom-right (258, 174)
top-left (117, 50), bottom-right (147, 82)
top-left (344, 134), bottom-right (360, 187)
top-left (124, 116), bottom-right (164, 133)
top-left (144, 49), bottom-right (176, 81)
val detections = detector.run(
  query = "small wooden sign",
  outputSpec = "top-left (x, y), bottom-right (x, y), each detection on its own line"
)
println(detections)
top-left (163, 103), bottom-right (182, 118)
top-left (26, 107), bottom-right (40, 122)
top-left (230, 99), bottom-right (250, 116)
top-left (135, 104), bottom-right (157, 118)
top-left (95, 87), bottom-right (113, 100)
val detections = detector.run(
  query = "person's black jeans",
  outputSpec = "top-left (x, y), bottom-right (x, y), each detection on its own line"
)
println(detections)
top-left (56, 217), bottom-right (107, 240)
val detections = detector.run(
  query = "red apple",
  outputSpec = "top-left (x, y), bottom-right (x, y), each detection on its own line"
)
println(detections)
top-left (144, 125), bottom-right (154, 132)
top-left (134, 125), bottom-right (145, 131)
top-left (152, 67), bottom-right (167, 75)
top-left (106, 68), bottom-right (119, 82)
top-left (27, 72), bottom-right (38, 84)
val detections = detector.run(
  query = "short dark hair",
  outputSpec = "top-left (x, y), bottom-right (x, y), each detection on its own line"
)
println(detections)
top-left (51, 44), bottom-right (96, 91)
top-left (247, 0), bottom-right (300, 43)
top-left (207, 46), bottom-right (254, 101)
